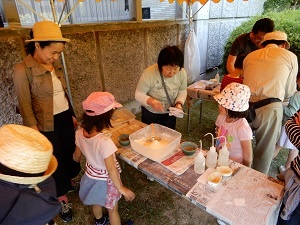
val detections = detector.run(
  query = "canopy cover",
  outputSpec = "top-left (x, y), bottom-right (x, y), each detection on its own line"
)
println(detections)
top-left (159, 0), bottom-right (248, 5)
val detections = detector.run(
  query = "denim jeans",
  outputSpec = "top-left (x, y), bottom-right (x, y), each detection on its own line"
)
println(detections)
top-left (277, 203), bottom-right (300, 225)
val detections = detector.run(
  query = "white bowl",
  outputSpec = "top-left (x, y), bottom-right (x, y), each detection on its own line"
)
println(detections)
top-left (207, 172), bottom-right (222, 186)
top-left (216, 166), bottom-right (233, 177)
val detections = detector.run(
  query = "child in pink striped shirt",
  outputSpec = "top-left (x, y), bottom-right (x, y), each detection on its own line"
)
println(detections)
top-left (73, 92), bottom-right (135, 225)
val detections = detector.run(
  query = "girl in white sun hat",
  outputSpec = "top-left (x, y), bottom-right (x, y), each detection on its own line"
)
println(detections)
top-left (214, 82), bottom-right (253, 167)
top-left (73, 92), bottom-right (135, 225)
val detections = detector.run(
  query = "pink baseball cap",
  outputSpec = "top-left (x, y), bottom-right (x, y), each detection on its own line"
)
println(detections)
top-left (82, 92), bottom-right (122, 116)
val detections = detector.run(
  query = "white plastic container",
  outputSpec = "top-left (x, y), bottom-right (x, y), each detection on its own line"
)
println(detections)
top-left (129, 124), bottom-right (181, 162)
top-left (206, 146), bottom-right (218, 168)
top-left (194, 150), bottom-right (205, 174)
top-left (215, 73), bottom-right (220, 83)
top-left (218, 145), bottom-right (229, 167)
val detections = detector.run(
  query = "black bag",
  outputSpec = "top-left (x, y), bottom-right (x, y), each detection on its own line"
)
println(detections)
top-left (246, 98), bottom-right (281, 123)
top-left (0, 177), bottom-right (61, 225)
top-left (246, 102), bottom-right (256, 123)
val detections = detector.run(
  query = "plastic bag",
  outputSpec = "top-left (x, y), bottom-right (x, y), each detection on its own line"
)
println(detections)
top-left (184, 30), bottom-right (200, 85)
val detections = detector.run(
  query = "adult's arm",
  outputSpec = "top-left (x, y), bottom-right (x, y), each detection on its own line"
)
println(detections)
top-left (174, 68), bottom-right (187, 107)
top-left (13, 63), bottom-right (38, 127)
top-left (283, 92), bottom-right (300, 118)
top-left (226, 34), bottom-right (245, 74)
top-left (284, 55), bottom-right (298, 99)
top-left (135, 70), bottom-right (164, 112)
top-left (226, 55), bottom-right (237, 74)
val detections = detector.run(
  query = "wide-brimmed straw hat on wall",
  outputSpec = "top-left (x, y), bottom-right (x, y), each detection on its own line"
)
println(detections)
top-left (25, 20), bottom-right (70, 43)
top-left (0, 124), bottom-right (57, 185)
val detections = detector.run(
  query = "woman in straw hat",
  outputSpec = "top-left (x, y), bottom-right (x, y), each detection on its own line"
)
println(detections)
top-left (13, 21), bottom-right (81, 223)
top-left (0, 124), bottom-right (60, 225)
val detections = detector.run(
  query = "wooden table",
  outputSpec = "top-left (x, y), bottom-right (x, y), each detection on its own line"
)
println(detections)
top-left (110, 120), bottom-right (284, 225)
top-left (186, 81), bottom-right (220, 133)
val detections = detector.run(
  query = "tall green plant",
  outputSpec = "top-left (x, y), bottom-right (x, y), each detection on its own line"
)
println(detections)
top-left (222, 10), bottom-right (300, 74)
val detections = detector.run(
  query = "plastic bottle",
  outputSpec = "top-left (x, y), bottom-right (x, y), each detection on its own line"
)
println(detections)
top-left (206, 146), bottom-right (218, 168)
top-left (194, 150), bottom-right (205, 174)
top-left (218, 145), bottom-right (229, 166)
top-left (215, 73), bottom-right (220, 83)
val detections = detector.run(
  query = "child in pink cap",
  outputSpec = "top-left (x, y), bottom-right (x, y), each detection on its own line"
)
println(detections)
top-left (214, 83), bottom-right (253, 167)
top-left (73, 92), bottom-right (135, 225)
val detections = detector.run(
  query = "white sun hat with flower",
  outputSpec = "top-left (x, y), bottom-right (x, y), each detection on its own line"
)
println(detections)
top-left (213, 82), bottom-right (250, 112)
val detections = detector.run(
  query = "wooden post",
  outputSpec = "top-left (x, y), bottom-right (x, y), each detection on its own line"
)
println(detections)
top-left (2, 0), bottom-right (21, 27)
top-left (136, 0), bottom-right (142, 22)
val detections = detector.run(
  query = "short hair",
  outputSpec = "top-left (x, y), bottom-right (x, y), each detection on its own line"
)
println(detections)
top-left (260, 40), bottom-right (286, 48)
top-left (81, 109), bottom-right (114, 134)
top-left (157, 45), bottom-right (184, 72)
top-left (25, 30), bottom-right (66, 55)
top-left (227, 109), bottom-right (249, 119)
top-left (252, 18), bottom-right (274, 34)
top-left (234, 55), bottom-right (246, 69)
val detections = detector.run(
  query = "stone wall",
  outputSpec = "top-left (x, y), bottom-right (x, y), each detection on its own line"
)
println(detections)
top-left (0, 22), bottom-right (188, 126)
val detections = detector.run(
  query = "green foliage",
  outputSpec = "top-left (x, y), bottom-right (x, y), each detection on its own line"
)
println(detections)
top-left (263, 0), bottom-right (294, 13)
top-left (222, 10), bottom-right (300, 74)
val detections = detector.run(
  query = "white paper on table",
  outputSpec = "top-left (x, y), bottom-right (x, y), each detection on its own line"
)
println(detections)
top-left (160, 148), bottom-right (196, 175)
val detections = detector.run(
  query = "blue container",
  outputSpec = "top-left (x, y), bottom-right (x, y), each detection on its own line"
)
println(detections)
top-left (118, 134), bottom-right (130, 146)
top-left (181, 141), bottom-right (197, 156)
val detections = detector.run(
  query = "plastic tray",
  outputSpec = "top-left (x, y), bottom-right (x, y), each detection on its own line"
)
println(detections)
top-left (111, 108), bottom-right (135, 127)
top-left (129, 124), bottom-right (181, 162)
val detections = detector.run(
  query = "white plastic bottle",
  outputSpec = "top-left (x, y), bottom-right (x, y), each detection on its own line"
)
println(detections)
top-left (206, 146), bottom-right (218, 168)
top-left (218, 145), bottom-right (229, 167)
top-left (215, 73), bottom-right (220, 83)
top-left (194, 150), bottom-right (205, 174)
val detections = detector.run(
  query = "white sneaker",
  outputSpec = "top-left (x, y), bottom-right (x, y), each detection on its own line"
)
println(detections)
top-left (279, 165), bottom-right (286, 173)
top-left (147, 176), bottom-right (154, 182)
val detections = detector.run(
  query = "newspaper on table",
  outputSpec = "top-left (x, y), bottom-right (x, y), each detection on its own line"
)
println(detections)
top-left (160, 148), bottom-right (198, 175)
top-left (186, 162), bottom-right (284, 225)
top-left (116, 146), bottom-right (147, 168)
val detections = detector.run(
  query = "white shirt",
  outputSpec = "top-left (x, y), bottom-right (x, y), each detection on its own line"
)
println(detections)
top-left (75, 128), bottom-right (118, 180)
top-left (51, 69), bottom-right (69, 115)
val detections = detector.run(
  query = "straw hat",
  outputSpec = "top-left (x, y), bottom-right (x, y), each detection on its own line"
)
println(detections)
top-left (25, 21), bottom-right (70, 43)
top-left (214, 83), bottom-right (250, 112)
top-left (83, 92), bottom-right (122, 116)
top-left (0, 124), bottom-right (57, 185)
top-left (260, 31), bottom-right (290, 49)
